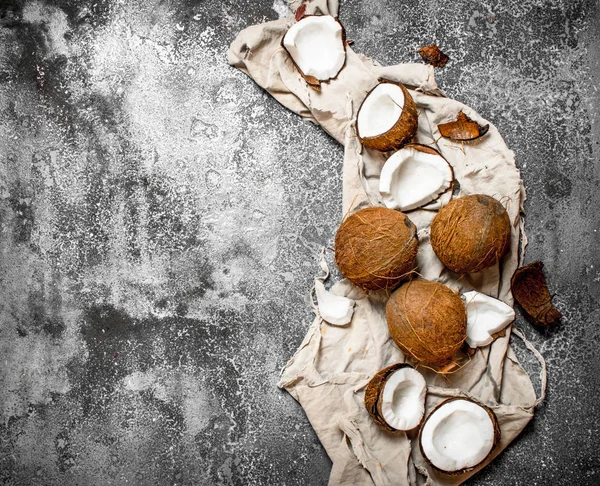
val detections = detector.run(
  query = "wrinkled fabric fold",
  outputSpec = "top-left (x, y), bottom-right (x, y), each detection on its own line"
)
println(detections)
top-left (229, 12), bottom-right (542, 486)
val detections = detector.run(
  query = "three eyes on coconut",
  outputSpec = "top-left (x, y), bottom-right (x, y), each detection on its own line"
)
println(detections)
top-left (284, 15), bottom-right (505, 475)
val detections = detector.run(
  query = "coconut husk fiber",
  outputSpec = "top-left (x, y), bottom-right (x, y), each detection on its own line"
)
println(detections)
top-left (228, 2), bottom-right (545, 484)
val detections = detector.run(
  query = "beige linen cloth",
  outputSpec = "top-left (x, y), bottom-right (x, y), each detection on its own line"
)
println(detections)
top-left (229, 2), bottom-right (545, 484)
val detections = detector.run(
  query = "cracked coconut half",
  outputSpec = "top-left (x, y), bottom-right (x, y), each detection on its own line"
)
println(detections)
top-left (419, 397), bottom-right (500, 475)
top-left (282, 15), bottom-right (346, 86)
top-left (364, 363), bottom-right (427, 432)
top-left (463, 291), bottom-right (515, 348)
top-left (379, 144), bottom-right (453, 211)
top-left (356, 81), bottom-right (418, 152)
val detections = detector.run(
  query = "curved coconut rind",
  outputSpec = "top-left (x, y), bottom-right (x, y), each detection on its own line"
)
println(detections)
top-left (438, 111), bottom-right (489, 142)
top-left (430, 194), bottom-right (511, 274)
top-left (364, 363), bottom-right (424, 432)
top-left (314, 279), bottom-right (355, 326)
top-left (418, 397), bottom-right (501, 476)
top-left (281, 15), bottom-right (347, 88)
top-left (510, 261), bottom-right (562, 327)
top-left (463, 290), bottom-right (516, 348)
top-left (356, 81), bottom-right (418, 152)
top-left (418, 44), bottom-right (449, 68)
top-left (379, 143), bottom-right (454, 212)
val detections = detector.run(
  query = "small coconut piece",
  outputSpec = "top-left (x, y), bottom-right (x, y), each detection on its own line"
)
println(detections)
top-left (387, 280), bottom-right (467, 367)
top-left (418, 44), bottom-right (449, 68)
top-left (419, 397), bottom-right (500, 475)
top-left (430, 194), bottom-right (511, 274)
top-left (356, 81), bottom-right (418, 152)
top-left (379, 144), bottom-right (453, 211)
top-left (282, 15), bottom-right (346, 86)
top-left (438, 111), bottom-right (489, 142)
top-left (314, 280), bottom-right (355, 326)
top-left (334, 207), bottom-right (418, 292)
top-left (463, 291), bottom-right (515, 348)
top-left (511, 261), bottom-right (562, 327)
top-left (364, 363), bottom-right (427, 431)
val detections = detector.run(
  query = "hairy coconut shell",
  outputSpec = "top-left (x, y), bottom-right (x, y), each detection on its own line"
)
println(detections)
top-left (430, 194), bottom-right (511, 274)
top-left (356, 81), bottom-right (418, 152)
top-left (364, 363), bottom-right (408, 432)
top-left (511, 261), bottom-right (562, 326)
top-left (419, 397), bottom-right (501, 476)
top-left (438, 111), bottom-right (489, 142)
top-left (387, 280), bottom-right (467, 366)
top-left (418, 44), bottom-right (449, 68)
top-left (334, 207), bottom-right (418, 291)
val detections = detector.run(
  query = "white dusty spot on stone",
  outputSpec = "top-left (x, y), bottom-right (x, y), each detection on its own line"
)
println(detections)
top-left (123, 370), bottom-right (157, 392)
top-left (272, 0), bottom-right (292, 19)
top-left (22, 1), bottom-right (70, 58)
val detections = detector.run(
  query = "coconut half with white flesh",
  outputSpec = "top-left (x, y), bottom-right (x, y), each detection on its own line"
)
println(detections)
top-left (282, 15), bottom-right (346, 86)
top-left (364, 363), bottom-right (427, 432)
top-left (419, 397), bottom-right (500, 475)
top-left (379, 144), bottom-right (453, 211)
top-left (356, 81), bottom-right (418, 152)
top-left (463, 291), bottom-right (516, 348)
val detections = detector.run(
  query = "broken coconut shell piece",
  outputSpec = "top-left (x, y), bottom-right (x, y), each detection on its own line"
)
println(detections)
top-left (387, 280), bottom-right (467, 368)
top-left (356, 81), bottom-right (418, 152)
top-left (418, 44), bottom-right (449, 68)
top-left (438, 111), bottom-right (489, 142)
top-left (463, 291), bottom-right (516, 348)
top-left (282, 15), bottom-right (346, 86)
top-left (419, 397), bottom-right (500, 475)
top-left (379, 144), bottom-right (453, 212)
top-left (511, 261), bottom-right (562, 327)
top-left (364, 363), bottom-right (427, 432)
top-left (430, 194), bottom-right (511, 274)
top-left (314, 279), bottom-right (355, 326)
top-left (334, 207), bottom-right (418, 292)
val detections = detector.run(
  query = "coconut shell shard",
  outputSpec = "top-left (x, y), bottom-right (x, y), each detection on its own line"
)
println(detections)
top-left (379, 144), bottom-right (454, 212)
top-left (418, 44), bottom-right (449, 68)
top-left (438, 111), bottom-right (489, 142)
top-left (463, 291), bottom-right (515, 348)
top-left (511, 261), bottom-right (562, 326)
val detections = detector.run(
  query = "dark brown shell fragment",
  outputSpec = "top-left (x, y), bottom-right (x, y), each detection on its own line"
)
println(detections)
top-left (418, 44), bottom-right (449, 68)
top-left (438, 111), bottom-right (489, 142)
top-left (511, 261), bottom-right (562, 327)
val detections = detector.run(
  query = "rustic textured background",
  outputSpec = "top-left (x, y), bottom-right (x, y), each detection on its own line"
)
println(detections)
top-left (0, 0), bottom-right (598, 484)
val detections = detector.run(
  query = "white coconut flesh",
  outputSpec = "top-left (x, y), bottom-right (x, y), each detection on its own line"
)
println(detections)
top-left (379, 366), bottom-right (427, 430)
top-left (357, 83), bottom-right (406, 138)
top-left (314, 280), bottom-right (355, 326)
top-left (283, 16), bottom-right (346, 82)
top-left (421, 399), bottom-right (496, 473)
top-left (379, 146), bottom-right (453, 211)
top-left (463, 291), bottom-right (516, 348)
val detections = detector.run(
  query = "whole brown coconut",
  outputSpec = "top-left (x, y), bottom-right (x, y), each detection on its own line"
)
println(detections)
top-left (334, 207), bottom-right (418, 291)
top-left (430, 194), bottom-right (511, 274)
top-left (387, 280), bottom-right (467, 366)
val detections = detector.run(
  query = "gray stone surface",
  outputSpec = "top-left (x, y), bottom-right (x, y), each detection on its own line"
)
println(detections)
top-left (0, 0), bottom-right (598, 484)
